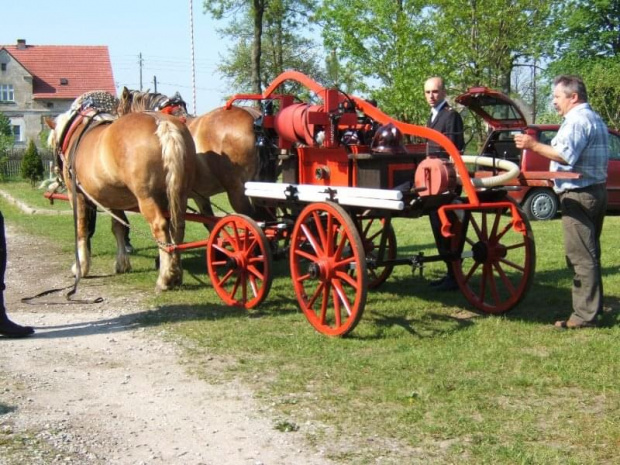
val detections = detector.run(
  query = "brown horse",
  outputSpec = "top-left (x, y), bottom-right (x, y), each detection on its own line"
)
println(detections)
top-left (117, 88), bottom-right (274, 220)
top-left (47, 104), bottom-right (196, 291)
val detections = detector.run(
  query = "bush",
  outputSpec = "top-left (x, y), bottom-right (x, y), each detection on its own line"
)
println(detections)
top-left (20, 139), bottom-right (45, 186)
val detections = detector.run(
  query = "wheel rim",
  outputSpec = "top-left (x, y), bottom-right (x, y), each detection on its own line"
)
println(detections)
top-left (207, 214), bottom-right (272, 309)
top-left (290, 202), bottom-right (367, 336)
top-left (451, 202), bottom-right (536, 314)
top-left (531, 192), bottom-right (556, 220)
top-left (356, 217), bottom-right (396, 289)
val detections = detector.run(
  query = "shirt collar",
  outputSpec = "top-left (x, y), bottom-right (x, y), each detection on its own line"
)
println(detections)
top-left (431, 100), bottom-right (447, 117)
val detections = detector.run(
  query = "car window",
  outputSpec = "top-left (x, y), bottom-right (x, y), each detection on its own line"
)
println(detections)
top-left (608, 133), bottom-right (620, 161)
top-left (539, 130), bottom-right (557, 146)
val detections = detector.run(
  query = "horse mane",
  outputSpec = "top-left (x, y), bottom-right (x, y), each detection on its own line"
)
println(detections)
top-left (118, 88), bottom-right (187, 116)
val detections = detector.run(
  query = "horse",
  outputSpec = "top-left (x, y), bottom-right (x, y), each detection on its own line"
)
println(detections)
top-left (47, 95), bottom-right (196, 292)
top-left (117, 88), bottom-right (277, 221)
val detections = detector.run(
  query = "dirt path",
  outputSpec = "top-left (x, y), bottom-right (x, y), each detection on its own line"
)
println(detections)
top-left (0, 223), bottom-right (334, 465)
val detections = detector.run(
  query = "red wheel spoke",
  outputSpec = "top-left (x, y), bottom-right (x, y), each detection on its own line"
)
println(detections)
top-left (325, 213), bottom-right (336, 255)
top-left (495, 222), bottom-right (513, 242)
top-left (319, 283), bottom-right (329, 324)
top-left (247, 273), bottom-right (260, 299)
top-left (294, 248), bottom-right (318, 262)
top-left (216, 268), bottom-right (235, 287)
top-left (311, 211), bottom-right (327, 252)
top-left (332, 279), bottom-right (353, 318)
top-left (300, 223), bottom-right (323, 257)
top-left (307, 281), bottom-right (326, 309)
top-left (493, 261), bottom-right (516, 294)
top-left (334, 228), bottom-right (348, 259)
top-left (335, 269), bottom-right (358, 288)
top-left (470, 215), bottom-right (484, 241)
top-left (481, 212), bottom-right (488, 240)
top-left (331, 285), bottom-right (342, 327)
top-left (247, 264), bottom-right (265, 281)
top-left (498, 257), bottom-right (526, 272)
top-left (487, 265), bottom-right (501, 306)
top-left (464, 260), bottom-right (481, 284)
top-left (490, 209), bottom-right (502, 240)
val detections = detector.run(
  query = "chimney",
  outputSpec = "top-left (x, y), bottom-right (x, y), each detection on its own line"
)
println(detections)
top-left (17, 39), bottom-right (26, 50)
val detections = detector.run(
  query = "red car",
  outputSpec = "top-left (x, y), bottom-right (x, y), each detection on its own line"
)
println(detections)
top-left (456, 87), bottom-right (620, 220)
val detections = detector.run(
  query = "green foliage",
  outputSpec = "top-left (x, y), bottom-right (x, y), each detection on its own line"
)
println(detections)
top-left (20, 139), bottom-right (44, 186)
top-left (552, 0), bottom-right (620, 59)
top-left (316, 0), bottom-right (554, 125)
top-left (546, 1), bottom-right (620, 129)
top-left (206, 0), bottom-right (323, 98)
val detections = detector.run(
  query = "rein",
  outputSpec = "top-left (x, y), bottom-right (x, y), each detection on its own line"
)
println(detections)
top-left (55, 110), bottom-right (112, 303)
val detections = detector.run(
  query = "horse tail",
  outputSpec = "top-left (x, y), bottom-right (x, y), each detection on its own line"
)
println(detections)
top-left (155, 119), bottom-right (187, 236)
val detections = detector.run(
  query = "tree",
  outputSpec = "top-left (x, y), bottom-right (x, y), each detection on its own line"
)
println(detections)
top-left (316, 0), bottom-right (554, 125)
top-left (317, 0), bottom-right (432, 123)
top-left (546, 0), bottom-right (620, 128)
top-left (20, 139), bottom-right (44, 186)
top-left (204, 0), bottom-right (320, 97)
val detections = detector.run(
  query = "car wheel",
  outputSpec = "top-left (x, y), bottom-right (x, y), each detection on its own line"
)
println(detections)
top-left (522, 189), bottom-right (559, 221)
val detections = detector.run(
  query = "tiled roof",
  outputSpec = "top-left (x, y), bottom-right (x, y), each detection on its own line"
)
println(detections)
top-left (1, 43), bottom-right (116, 99)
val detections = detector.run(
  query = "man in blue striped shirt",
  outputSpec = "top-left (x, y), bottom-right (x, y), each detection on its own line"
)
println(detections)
top-left (515, 75), bottom-right (608, 329)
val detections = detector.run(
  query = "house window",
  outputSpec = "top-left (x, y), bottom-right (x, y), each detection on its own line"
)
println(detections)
top-left (0, 84), bottom-right (14, 102)
top-left (1, 63), bottom-right (6, 71)
top-left (12, 125), bottom-right (22, 143)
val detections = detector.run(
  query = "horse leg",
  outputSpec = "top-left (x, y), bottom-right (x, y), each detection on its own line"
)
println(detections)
top-left (227, 182), bottom-right (255, 217)
top-left (193, 197), bottom-right (216, 232)
top-left (110, 210), bottom-right (132, 274)
top-left (139, 199), bottom-right (182, 292)
top-left (70, 194), bottom-right (92, 278)
top-left (86, 204), bottom-right (97, 252)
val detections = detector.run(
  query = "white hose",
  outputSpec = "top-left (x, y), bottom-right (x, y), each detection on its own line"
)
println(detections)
top-left (461, 155), bottom-right (521, 188)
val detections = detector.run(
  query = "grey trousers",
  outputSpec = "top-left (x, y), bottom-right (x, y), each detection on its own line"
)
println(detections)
top-left (559, 183), bottom-right (607, 324)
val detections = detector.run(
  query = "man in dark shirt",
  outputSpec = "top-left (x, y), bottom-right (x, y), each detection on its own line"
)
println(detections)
top-left (424, 77), bottom-right (465, 291)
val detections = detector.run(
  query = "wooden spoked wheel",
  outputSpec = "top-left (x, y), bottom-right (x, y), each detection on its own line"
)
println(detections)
top-left (206, 214), bottom-right (273, 309)
top-left (290, 202), bottom-right (368, 337)
top-left (450, 201), bottom-right (536, 314)
top-left (356, 217), bottom-right (397, 289)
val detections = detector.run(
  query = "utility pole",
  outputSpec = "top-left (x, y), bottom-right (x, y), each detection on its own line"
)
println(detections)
top-left (189, 0), bottom-right (197, 115)
top-left (139, 53), bottom-right (143, 91)
top-left (153, 76), bottom-right (158, 93)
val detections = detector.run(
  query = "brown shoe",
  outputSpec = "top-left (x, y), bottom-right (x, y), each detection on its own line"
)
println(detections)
top-left (554, 319), bottom-right (597, 330)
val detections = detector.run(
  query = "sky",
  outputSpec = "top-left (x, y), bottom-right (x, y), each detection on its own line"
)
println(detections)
top-left (1, 1), bottom-right (230, 115)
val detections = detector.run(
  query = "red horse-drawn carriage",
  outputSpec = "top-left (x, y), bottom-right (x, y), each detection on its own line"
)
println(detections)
top-left (47, 71), bottom-right (535, 337)
top-left (191, 71), bottom-right (535, 336)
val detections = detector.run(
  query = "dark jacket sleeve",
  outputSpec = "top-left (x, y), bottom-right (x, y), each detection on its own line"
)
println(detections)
top-left (443, 110), bottom-right (465, 152)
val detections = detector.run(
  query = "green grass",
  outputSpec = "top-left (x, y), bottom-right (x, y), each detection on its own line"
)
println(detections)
top-left (2, 181), bottom-right (619, 464)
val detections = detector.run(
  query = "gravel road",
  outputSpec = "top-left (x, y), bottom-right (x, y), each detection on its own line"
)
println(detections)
top-left (0, 221), bottom-right (334, 465)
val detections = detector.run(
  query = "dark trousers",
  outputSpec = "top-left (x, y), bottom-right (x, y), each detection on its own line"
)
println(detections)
top-left (559, 183), bottom-right (607, 324)
top-left (0, 211), bottom-right (8, 317)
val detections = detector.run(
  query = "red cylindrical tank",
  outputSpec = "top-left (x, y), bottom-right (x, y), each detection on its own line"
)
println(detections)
top-left (414, 157), bottom-right (457, 196)
top-left (274, 103), bottom-right (324, 146)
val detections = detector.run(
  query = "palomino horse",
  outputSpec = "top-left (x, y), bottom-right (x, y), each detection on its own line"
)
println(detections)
top-left (117, 88), bottom-right (276, 221)
top-left (47, 98), bottom-right (196, 291)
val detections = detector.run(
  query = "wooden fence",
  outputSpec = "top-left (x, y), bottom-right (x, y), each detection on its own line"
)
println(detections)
top-left (1, 148), bottom-right (56, 179)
